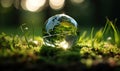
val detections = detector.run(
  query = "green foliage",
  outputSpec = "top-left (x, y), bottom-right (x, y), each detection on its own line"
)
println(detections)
top-left (77, 19), bottom-right (120, 48)
top-left (107, 19), bottom-right (120, 47)
top-left (40, 45), bottom-right (64, 57)
top-left (0, 33), bottom-right (12, 49)
top-left (39, 45), bottom-right (81, 64)
top-left (0, 19), bottom-right (120, 70)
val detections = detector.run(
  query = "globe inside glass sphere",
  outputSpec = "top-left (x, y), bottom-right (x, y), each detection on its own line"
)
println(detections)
top-left (43, 14), bottom-right (78, 49)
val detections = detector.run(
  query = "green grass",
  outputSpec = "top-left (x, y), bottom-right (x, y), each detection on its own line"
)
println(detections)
top-left (0, 19), bottom-right (120, 71)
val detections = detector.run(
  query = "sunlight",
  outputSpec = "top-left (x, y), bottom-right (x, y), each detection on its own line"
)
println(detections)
top-left (58, 40), bottom-right (69, 50)
top-left (1, 0), bottom-right (13, 8)
top-left (21, 0), bottom-right (46, 12)
top-left (26, 0), bottom-right (46, 12)
top-left (49, 0), bottom-right (65, 10)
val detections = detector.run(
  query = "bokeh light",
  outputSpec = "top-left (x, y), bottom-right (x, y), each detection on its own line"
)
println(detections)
top-left (71, 0), bottom-right (84, 4)
top-left (49, 0), bottom-right (65, 10)
top-left (21, 0), bottom-right (46, 12)
top-left (1, 0), bottom-right (13, 8)
top-left (13, 0), bottom-right (20, 9)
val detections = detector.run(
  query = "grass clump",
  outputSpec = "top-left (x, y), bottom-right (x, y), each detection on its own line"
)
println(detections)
top-left (77, 19), bottom-right (120, 48)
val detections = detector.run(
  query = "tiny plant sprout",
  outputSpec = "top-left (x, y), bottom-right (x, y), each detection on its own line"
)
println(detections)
top-left (20, 24), bottom-right (30, 48)
top-left (43, 14), bottom-right (78, 49)
top-left (20, 24), bottom-right (29, 33)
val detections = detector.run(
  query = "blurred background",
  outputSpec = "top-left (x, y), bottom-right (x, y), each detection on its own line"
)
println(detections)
top-left (0, 0), bottom-right (120, 36)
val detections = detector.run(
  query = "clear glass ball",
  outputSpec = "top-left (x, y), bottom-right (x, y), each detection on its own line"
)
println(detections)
top-left (43, 14), bottom-right (78, 49)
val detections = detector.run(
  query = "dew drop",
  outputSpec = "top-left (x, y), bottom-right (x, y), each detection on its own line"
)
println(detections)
top-left (43, 14), bottom-right (78, 49)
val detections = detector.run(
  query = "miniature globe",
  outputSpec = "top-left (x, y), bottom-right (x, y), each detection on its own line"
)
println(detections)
top-left (43, 14), bottom-right (78, 49)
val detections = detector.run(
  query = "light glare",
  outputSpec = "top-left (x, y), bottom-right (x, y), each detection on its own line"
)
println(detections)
top-left (21, 0), bottom-right (46, 12)
top-left (49, 0), bottom-right (65, 10)
top-left (59, 40), bottom-right (69, 50)
top-left (26, 0), bottom-right (46, 12)
top-left (1, 0), bottom-right (13, 8)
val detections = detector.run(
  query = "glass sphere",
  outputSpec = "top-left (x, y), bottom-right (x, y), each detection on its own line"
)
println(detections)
top-left (43, 14), bottom-right (78, 49)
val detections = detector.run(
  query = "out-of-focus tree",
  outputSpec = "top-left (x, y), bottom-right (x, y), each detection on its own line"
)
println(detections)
top-left (0, 0), bottom-right (120, 32)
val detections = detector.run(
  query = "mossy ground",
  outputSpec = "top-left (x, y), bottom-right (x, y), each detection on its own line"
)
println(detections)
top-left (0, 20), bottom-right (120, 71)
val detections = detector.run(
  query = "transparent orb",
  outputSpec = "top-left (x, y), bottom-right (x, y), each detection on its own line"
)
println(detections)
top-left (43, 14), bottom-right (78, 49)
